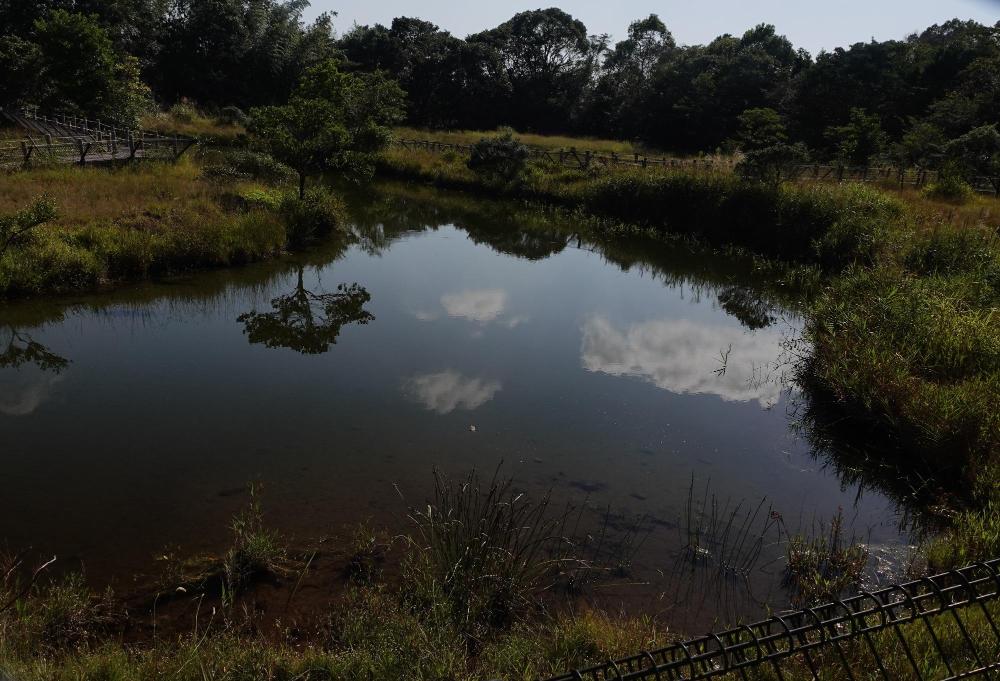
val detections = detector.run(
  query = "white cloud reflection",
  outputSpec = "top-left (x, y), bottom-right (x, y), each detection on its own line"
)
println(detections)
top-left (441, 289), bottom-right (508, 323)
top-left (413, 288), bottom-right (530, 329)
top-left (580, 316), bottom-right (785, 407)
top-left (404, 370), bottom-right (502, 414)
top-left (0, 372), bottom-right (63, 416)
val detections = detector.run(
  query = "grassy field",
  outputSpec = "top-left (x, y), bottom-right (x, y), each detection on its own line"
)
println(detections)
top-left (0, 153), bottom-right (345, 297)
top-left (393, 125), bottom-right (647, 155)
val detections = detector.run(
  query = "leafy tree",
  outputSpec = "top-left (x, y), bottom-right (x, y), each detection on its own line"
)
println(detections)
top-left (946, 124), bottom-right (1000, 192)
top-left (1, 197), bottom-right (57, 259)
top-left (586, 14), bottom-right (675, 135)
top-left (894, 120), bottom-right (946, 168)
top-left (0, 35), bottom-right (41, 108)
top-left (238, 267), bottom-right (374, 354)
top-left (248, 60), bottom-right (405, 198)
top-left (31, 10), bottom-right (151, 125)
top-left (156, 0), bottom-right (338, 107)
top-left (824, 108), bottom-right (887, 166)
top-left (468, 8), bottom-right (597, 132)
top-left (736, 108), bottom-right (788, 151)
top-left (467, 130), bottom-right (531, 187)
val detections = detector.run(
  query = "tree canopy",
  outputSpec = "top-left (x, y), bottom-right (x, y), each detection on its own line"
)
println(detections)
top-left (1, 3), bottom-right (998, 170)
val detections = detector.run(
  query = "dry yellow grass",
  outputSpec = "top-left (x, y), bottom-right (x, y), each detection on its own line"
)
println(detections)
top-left (393, 126), bottom-right (644, 155)
top-left (142, 111), bottom-right (245, 142)
top-left (0, 158), bottom-right (217, 227)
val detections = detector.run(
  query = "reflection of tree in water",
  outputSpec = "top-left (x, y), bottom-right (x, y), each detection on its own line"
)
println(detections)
top-left (463, 225), bottom-right (568, 261)
top-left (237, 267), bottom-right (374, 354)
top-left (716, 286), bottom-right (777, 330)
top-left (0, 325), bottom-right (69, 373)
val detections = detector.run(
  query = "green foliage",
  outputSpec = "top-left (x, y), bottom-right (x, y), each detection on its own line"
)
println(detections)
top-left (201, 149), bottom-right (296, 186)
top-left (249, 60), bottom-right (406, 197)
top-left (922, 169), bottom-right (974, 203)
top-left (736, 108), bottom-right (788, 151)
top-left (278, 186), bottom-right (347, 247)
top-left (946, 124), bottom-right (1000, 182)
top-left (467, 130), bottom-right (531, 187)
top-left (783, 509), bottom-right (869, 607)
top-left (0, 197), bottom-right (57, 258)
top-left (223, 483), bottom-right (286, 595)
top-left (737, 142), bottom-right (809, 187)
top-left (31, 10), bottom-right (151, 126)
top-left (217, 105), bottom-right (248, 126)
top-left (895, 120), bottom-right (946, 168)
top-left (824, 108), bottom-right (887, 166)
top-left (168, 102), bottom-right (197, 123)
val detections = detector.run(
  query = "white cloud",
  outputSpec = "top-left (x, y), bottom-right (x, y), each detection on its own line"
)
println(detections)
top-left (0, 372), bottom-right (63, 416)
top-left (580, 316), bottom-right (786, 407)
top-left (404, 370), bottom-right (502, 414)
top-left (441, 289), bottom-right (508, 323)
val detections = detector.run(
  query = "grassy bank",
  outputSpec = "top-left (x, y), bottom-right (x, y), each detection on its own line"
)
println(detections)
top-left (0, 155), bottom-right (346, 298)
top-left (379, 145), bottom-right (1000, 571)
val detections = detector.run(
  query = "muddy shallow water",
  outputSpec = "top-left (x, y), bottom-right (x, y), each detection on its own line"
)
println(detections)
top-left (0, 184), bottom-right (911, 629)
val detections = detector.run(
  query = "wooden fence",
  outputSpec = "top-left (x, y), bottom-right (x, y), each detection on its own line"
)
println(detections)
top-left (394, 138), bottom-right (1000, 196)
top-left (0, 108), bottom-right (195, 169)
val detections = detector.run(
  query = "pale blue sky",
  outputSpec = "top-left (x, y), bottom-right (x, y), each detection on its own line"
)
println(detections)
top-left (307, 0), bottom-right (999, 56)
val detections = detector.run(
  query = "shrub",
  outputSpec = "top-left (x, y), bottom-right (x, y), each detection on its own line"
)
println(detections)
top-left (467, 129), bottom-right (531, 187)
top-left (279, 186), bottom-right (346, 247)
top-left (201, 149), bottom-right (296, 186)
top-left (168, 102), bottom-right (197, 123)
top-left (922, 172), bottom-right (974, 203)
top-left (217, 105), bottom-right (248, 126)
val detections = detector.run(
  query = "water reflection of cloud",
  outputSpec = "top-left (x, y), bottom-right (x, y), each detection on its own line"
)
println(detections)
top-left (0, 371), bottom-right (63, 416)
top-left (441, 289), bottom-right (508, 322)
top-left (404, 370), bottom-right (502, 414)
top-left (414, 288), bottom-right (529, 328)
top-left (580, 316), bottom-right (784, 407)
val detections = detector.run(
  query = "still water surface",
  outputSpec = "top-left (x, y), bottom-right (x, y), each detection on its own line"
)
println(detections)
top-left (0, 184), bottom-right (907, 626)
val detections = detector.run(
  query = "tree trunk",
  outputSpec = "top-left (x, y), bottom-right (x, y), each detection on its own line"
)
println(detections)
top-left (299, 172), bottom-right (306, 200)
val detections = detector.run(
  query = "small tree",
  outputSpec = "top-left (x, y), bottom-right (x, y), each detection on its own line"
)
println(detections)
top-left (824, 108), bottom-right (887, 167)
top-left (733, 108), bottom-right (806, 187)
top-left (946, 124), bottom-right (1000, 195)
top-left (894, 120), bottom-right (946, 169)
top-left (467, 129), bottom-right (531, 187)
top-left (1, 197), bottom-right (57, 259)
top-left (736, 108), bottom-right (787, 152)
top-left (249, 61), bottom-right (406, 198)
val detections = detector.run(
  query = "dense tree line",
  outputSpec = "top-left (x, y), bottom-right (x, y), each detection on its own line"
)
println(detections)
top-left (1, 1), bottom-right (998, 165)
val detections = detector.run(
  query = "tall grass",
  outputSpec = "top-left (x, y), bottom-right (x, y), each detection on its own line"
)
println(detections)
top-left (0, 159), bottom-right (348, 297)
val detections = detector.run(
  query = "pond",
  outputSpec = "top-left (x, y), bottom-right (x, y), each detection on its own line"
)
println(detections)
top-left (0, 183), bottom-right (910, 629)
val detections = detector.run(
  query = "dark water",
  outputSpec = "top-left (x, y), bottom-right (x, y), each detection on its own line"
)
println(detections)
top-left (0, 184), bottom-right (909, 627)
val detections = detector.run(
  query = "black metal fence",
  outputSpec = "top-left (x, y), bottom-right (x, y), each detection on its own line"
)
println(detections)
top-left (543, 559), bottom-right (1000, 681)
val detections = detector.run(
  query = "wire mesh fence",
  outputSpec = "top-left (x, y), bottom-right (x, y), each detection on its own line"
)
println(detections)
top-left (542, 559), bottom-right (1000, 681)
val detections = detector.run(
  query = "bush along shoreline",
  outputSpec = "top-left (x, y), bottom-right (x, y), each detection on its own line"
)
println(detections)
top-left (0, 154), bottom-right (348, 299)
top-left (379, 140), bottom-right (1000, 572)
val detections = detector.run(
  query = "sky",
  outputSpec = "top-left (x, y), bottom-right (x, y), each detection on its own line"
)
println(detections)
top-left (306, 0), bottom-right (1000, 56)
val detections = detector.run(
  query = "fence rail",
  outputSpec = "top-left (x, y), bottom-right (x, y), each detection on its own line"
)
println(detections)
top-left (0, 107), bottom-right (194, 168)
top-left (542, 558), bottom-right (1000, 681)
top-left (395, 138), bottom-right (1000, 195)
